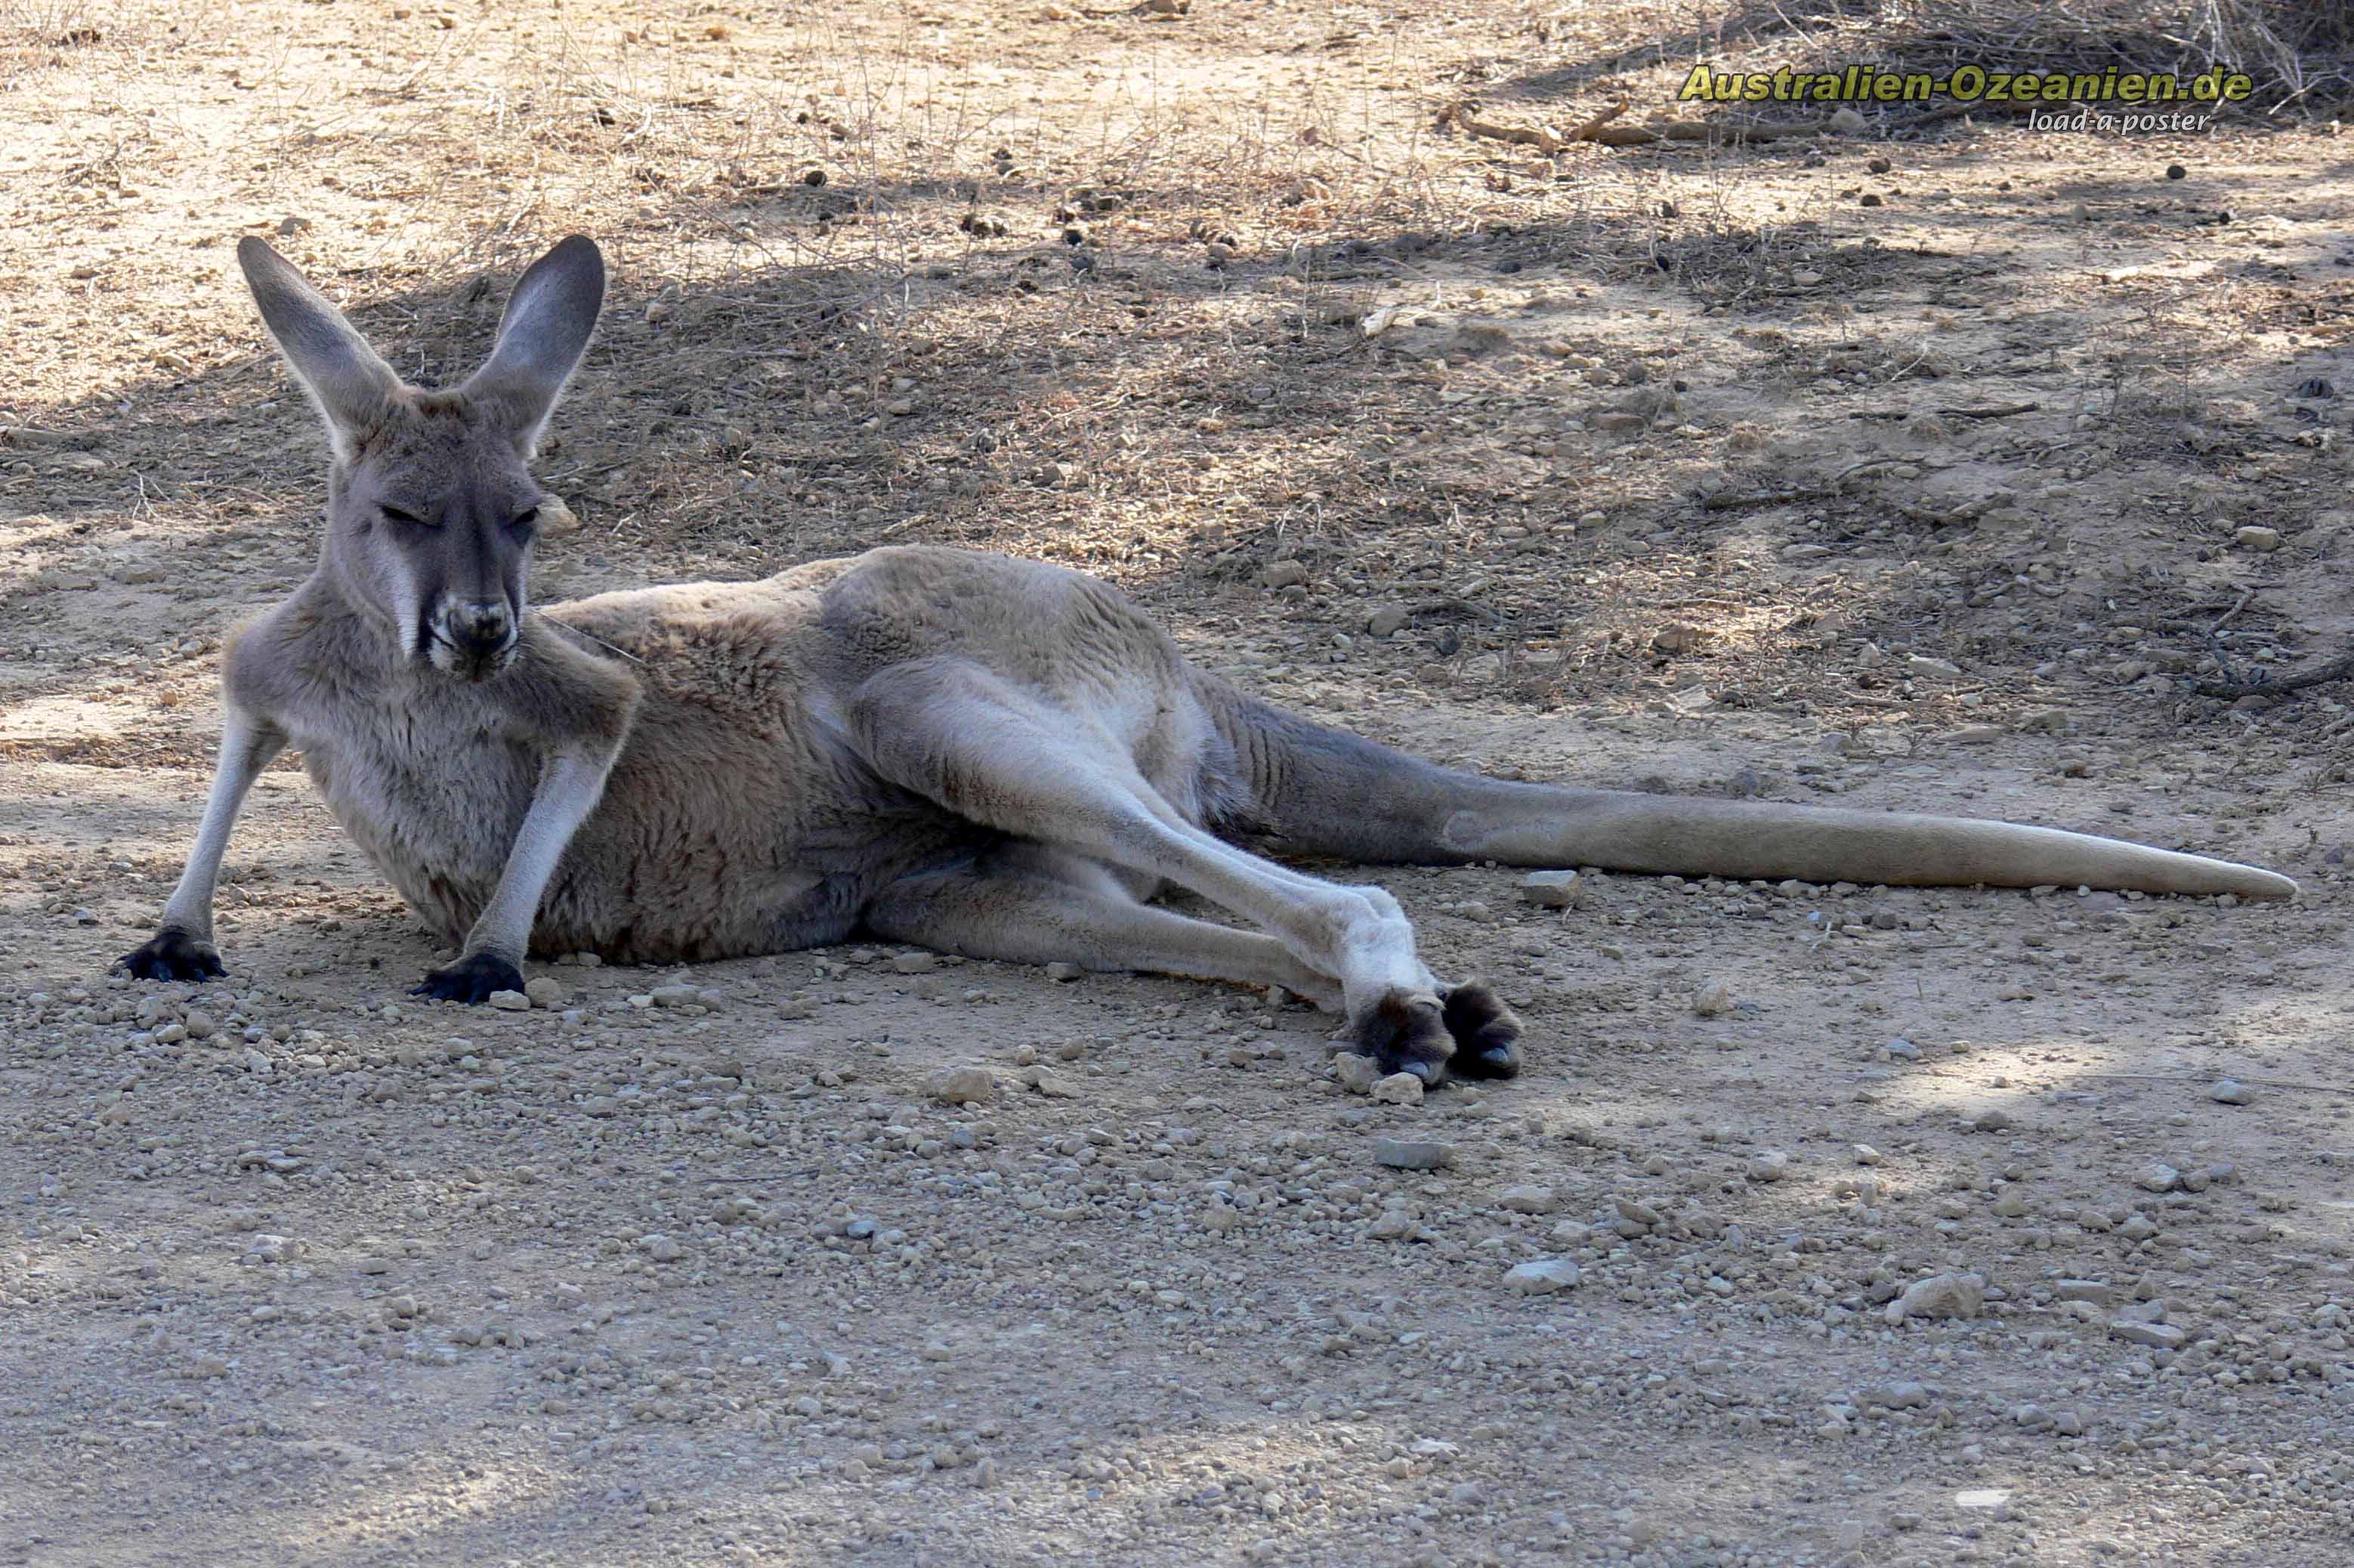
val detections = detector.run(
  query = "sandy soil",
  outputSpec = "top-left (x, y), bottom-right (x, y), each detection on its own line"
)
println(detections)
top-left (2, 2), bottom-right (2352, 1564)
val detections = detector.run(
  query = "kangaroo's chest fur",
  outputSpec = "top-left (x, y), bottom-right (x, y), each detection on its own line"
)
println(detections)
top-left (293, 687), bottom-right (540, 946)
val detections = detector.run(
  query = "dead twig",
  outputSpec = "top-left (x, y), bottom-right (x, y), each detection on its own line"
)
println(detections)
top-left (2193, 648), bottom-right (2354, 701)
top-left (1700, 458), bottom-right (1904, 512)
top-left (1849, 403), bottom-right (2041, 422)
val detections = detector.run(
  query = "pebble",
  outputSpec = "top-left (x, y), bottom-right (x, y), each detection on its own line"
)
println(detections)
top-left (1747, 1150), bottom-right (1790, 1183)
top-left (1333, 1054), bottom-right (1382, 1094)
top-left (2233, 525), bottom-right (2282, 553)
top-left (524, 975), bottom-right (564, 1007)
top-left (1373, 1140), bottom-right (1455, 1171)
top-left (1516, 870), bottom-right (1580, 908)
top-left (1503, 1258), bottom-right (1581, 1295)
top-left (1370, 1072), bottom-right (1425, 1107)
top-left (925, 1066), bottom-right (999, 1107)
top-left (1043, 962), bottom-right (1083, 982)
top-left (2136, 1162), bottom-right (2181, 1193)
top-left (891, 952), bottom-right (938, 974)
top-left (1691, 978), bottom-right (1735, 1017)
top-left (2108, 1320), bottom-right (2187, 1350)
top-left (1497, 1184), bottom-right (1559, 1215)
top-left (2209, 1079), bottom-right (2254, 1105)
top-left (1884, 1271), bottom-right (1984, 1323)
top-left (487, 989), bottom-right (530, 1011)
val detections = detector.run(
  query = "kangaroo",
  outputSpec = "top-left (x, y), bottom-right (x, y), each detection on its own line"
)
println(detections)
top-left (119, 234), bottom-right (2296, 1086)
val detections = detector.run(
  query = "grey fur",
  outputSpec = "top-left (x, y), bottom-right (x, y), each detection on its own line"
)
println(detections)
top-left (119, 236), bottom-right (2297, 1085)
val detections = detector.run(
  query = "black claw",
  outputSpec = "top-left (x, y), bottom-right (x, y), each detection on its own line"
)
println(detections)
top-left (412, 952), bottom-right (525, 1005)
top-left (1353, 991), bottom-right (1455, 1088)
top-left (1440, 980), bottom-right (1525, 1079)
top-left (118, 928), bottom-right (225, 983)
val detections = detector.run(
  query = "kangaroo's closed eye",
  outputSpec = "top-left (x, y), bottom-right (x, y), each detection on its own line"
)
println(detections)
top-left (380, 504), bottom-right (431, 528)
top-left (509, 506), bottom-right (540, 533)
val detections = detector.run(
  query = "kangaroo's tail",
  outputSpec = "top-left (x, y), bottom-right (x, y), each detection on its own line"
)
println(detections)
top-left (1201, 687), bottom-right (2294, 900)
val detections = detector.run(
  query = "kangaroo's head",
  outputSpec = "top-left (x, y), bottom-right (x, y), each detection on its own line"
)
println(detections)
top-left (237, 234), bottom-right (606, 681)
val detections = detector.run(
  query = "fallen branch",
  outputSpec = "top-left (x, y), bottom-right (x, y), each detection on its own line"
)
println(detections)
top-left (2193, 648), bottom-right (2354, 701)
top-left (1450, 105), bottom-right (1563, 155)
top-left (1444, 98), bottom-right (1628, 156)
top-left (1701, 485), bottom-right (1842, 512)
top-left (1699, 457), bottom-right (1903, 512)
top-left (1563, 99), bottom-right (1630, 143)
top-left (1849, 402), bottom-right (2041, 421)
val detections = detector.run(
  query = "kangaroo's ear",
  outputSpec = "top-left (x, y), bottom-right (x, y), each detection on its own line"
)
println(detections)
top-left (236, 236), bottom-right (403, 464)
top-left (463, 236), bottom-right (605, 455)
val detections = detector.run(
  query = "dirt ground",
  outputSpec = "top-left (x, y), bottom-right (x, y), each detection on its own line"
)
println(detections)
top-left (3, 2), bottom-right (2353, 1563)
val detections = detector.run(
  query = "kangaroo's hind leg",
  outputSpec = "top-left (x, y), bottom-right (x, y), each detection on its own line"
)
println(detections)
top-left (846, 657), bottom-right (1519, 1083)
top-left (864, 842), bottom-right (1344, 1012)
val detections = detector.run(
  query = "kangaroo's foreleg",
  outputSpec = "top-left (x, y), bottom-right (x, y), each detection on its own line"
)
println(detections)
top-left (119, 706), bottom-right (287, 983)
top-left (865, 842), bottom-right (1346, 1012)
top-left (414, 748), bottom-right (616, 1003)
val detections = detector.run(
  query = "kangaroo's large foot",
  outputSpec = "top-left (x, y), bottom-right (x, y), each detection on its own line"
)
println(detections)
top-left (1352, 991), bottom-right (1457, 1086)
top-left (412, 953), bottom-right (524, 1005)
top-left (1441, 980), bottom-right (1523, 1079)
top-left (118, 928), bottom-right (225, 983)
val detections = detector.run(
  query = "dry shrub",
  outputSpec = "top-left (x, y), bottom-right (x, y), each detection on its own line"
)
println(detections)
top-left (1879, 0), bottom-right (2354, 110)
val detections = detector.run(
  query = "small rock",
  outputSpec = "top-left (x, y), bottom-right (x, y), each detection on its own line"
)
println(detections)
top-left (1517, 870), bottom-right (1580, 909)
top-left (1370, 1072), bottom-right (1425, 1107)
top-left (1885, 1271), bottom-right (1985, 1324)
top-left (1969, 1106), bottom-right (2016, 1133)
top-left (1905, 655), bottom-right (1964, 680)
top-left (925, 1066), bottom-right (999, 1107)
top-left (2108, 1320), bottom-right (2187, 1350)
top-left (524, 975), bottom-right (565, 1008)
top-left (1861, 1381), bottom-right (1930, 1411)
top-left (1025, 1067), bottom-right (1080, 1098)
top-left (2209, 1079), bottom-right (2254, 1106)
top-left (1691, 978), bottom-right (1736, 1017)
top-left (1365, 604), bottom-right (1410, 639)
top-left (1747, 1150), bottom-right (1790, 1183)
top-left (1503, 1258), bottom-right (1581, 1295)
top-left (648, 983), bottom-right (699, 1008)
top-left (1261, 560), bottom-right (1310, 589)
top-left (486, 989), bottom-right (530, 1011)
top-left (891, 952), bottom-right (938, 974)
top-left (2233, 525), bottom-right (2282, 553)
top-left (1830, 106), bottom-right (1867, 134)
top-left (1374, 1139), bottom-right (1455, 1171)
top-left (1333, 1054), bottom-right (1382, 1094)
top-left (2136, 1162), bottom-right (2181, 1193)
top-left (1498, 1184), bottom-right (1559, 1215)
top-left (1043, 961), bottom-right (1083, 982)
top-left (1852, 1144), bottom-right (1882, 1165)
top-left (2053, 1279), bottom-right (2115, 1306)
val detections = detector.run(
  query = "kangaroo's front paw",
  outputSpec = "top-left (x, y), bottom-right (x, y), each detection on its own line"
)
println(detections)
top-left (1352, 991), bottom-right (1456, 1088)
top-left (412, 953), bottom-right (525, 1005)
top-left (1441, 980), bottom-right (1523, 1079)
top-left (118, 928), bottom-right (225, 983)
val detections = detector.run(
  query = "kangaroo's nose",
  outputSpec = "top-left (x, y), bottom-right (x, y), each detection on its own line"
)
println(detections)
top-left (449, 598), bottom-right (513, 653)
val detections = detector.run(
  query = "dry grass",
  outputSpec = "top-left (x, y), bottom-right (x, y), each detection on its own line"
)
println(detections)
top-left (1880, 0), bottom-right (2354, 111)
